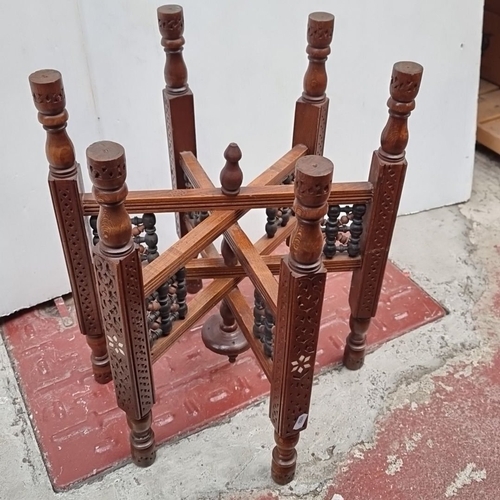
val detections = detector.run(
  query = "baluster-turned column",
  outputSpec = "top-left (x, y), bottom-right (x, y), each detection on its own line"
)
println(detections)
top-left (88, 141), bottom-right (156, 466)
top-left (265, 11), bottom-right (333, 242)
top-left (263, 305), bottom-right (275, 359)
top-left (253, 289), bottom-right (265, 340)
top-left (158, 4), bottom-right (202, 294)
top-left (265, 208), bottom-right (279, 238)
top-left (157, 282), bottom-right (172, 336)
top-left (89, 216), bottom-right (99, 245)
top-left (28, 69), bottom-right (111, 384)
top-left (174, 267), bottom-right (187, 319)
top-left (344, 61), bottom-right (423, 370)
top-left (323, 204), bottom-right (340, 258)
top-left (292, 12), bottom-right (334, 155)
top-left (280, 174), bottom-right (294, 227)
top-left (201, 143), bottom-right (248, 362)
top-left (142, 213), bottom-right (160, 263)
top-left (347, 204), bottom-right (366, 258)
top-left (269, 155), bottom-right (333, 484)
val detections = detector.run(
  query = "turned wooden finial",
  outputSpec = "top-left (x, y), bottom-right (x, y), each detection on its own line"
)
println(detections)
top-left (28, 69), bottom-right (76, 177)
top-left (87, 141), bottom-right (131, 255)
top-left (289, 155), bottom-right (334, 273)
top-left (220, 143), bottom-right (243, 196)
top-left (379, 61), bottom-right (423, 160)
top-left (302, 12), bottom-right (334, 102)
top-left (158, 4), bottom-right (188, 94)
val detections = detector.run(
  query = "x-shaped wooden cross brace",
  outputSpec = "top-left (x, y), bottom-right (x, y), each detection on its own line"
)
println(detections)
top-left (28, 2), bottom-right (423, 486)
top-left (83, 136), bottom-right (337, 482)
top-left (144, 146), bottom-right (305, 372)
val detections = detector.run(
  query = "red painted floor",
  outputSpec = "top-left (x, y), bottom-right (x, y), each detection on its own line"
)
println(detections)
top-left (1, 262), bottom-right (443, 490)
top-left (328, 352), bottom-right (500, 500)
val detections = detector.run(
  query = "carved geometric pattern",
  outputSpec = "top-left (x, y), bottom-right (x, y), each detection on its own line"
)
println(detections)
top-left (107, 335), bottom-right (125, 355)
top-left (270, 260), bottom-right (327, 436)
top-left (54, 181), bottom-right (102, 338)
top-left (283, 273), bottom-right (325, 435)
top-left (163, 90), bottom-right (184, 238)
top-left (163, 92), bottom-right (177, 187)
top-left (93, 254), bottom-right (134, 414)
top-left (88, 162), bottom-right (126, 184)
top-left (158, 17), bottom-right (183, 35)
top-left (32, 88), bottom-right (65, 105)
top-left (269, 262), bottom-right (290, 426)
top-left (357, 163), bottom-right (403, 317)
top-left (307, 25), bottom-right (334, 42)
top-left (291, 355), bottom-right (311, 374)
top-left (122, 253), bottom-right (154, 415)
top-left (391, 74), bottom-right (420, 96)
top-left (315, 100), bottom-right (329, 155)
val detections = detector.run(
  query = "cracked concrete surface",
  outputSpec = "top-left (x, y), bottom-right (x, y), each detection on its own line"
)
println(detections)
top-left (0, 150), bottom-right (499, 499)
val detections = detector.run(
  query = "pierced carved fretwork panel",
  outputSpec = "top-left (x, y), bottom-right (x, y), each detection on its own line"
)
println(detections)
top-left (353, 161), bottom-right (405, 318)
top-left (163, 91), bottom-right (177, 186)
top-left (315, 99), bottom-right (329, 156)
top-left (93, 254), bottom-right (134, 413)
top-left (123, 254), bottom-right (155, 415)
top-left (52, 180), bottom-right (102, 339)
top-left (93, 251), bottom-right (154, 418)
top-left (270, 261), bottom-right (327, 437)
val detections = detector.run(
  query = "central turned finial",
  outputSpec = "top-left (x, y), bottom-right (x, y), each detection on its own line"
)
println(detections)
top-left (220, 143), bottom-right (243, 196)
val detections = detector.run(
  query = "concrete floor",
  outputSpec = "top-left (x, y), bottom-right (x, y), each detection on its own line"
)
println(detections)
top-left (0, 150), bottom-right (499, 499)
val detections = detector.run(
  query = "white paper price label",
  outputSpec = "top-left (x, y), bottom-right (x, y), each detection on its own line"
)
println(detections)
top-left (293, 413), bottom-right (308, 430)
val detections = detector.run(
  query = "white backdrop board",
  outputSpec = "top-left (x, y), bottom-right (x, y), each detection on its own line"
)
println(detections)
top-left (0, 0), bottom-right (484, 315)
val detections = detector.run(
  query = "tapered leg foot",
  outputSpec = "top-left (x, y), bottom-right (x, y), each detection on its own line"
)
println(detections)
top-left (343, 344), bottom-right (365, 370)
top-left (271, 432), bottom-right (300, 485)
top-left (128, 412), bottom-right (156, 467)
top-left (343, 316), bottom-right (370, 371)
top-left (87, 336), bottom-right (112, 384)
top-left (91, 355), bottom-right (112, 384)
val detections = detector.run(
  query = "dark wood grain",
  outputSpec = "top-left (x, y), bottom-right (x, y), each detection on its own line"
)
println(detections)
top-left (88, 140), bottom-right (156, 467)
top-left (82, 181), bottom-right (372, 215)
top-left (142, 146), bottom-right (308, 296)
top-left (150, 220), bottom-right (297, 363)
top-left (270, 154), bottom-right (333, 484)
top-left (28, 69), bottom-right (111, 384)
top-left (30, 5), bottom-right (423, 485)
top-left (184, 253), bottom-right (360, 279)
top-left (158, 4), bottom-right (203, 293)
top-left (344, 61), bottom-right (423, 370)
top-left (182, 149), bottom-right (280, 316)
top-left (292, 12), bottom-right (334, 155)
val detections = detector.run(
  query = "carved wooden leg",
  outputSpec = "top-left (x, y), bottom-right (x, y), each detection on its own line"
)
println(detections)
top-left (344, 62), bottom-right (423, 370)
top-left (29, 69), bottom-right (111, 384)
top-left (270, 155), bottom-right (333, 484)
top-left (343, 316), bottom-right (370, 370)
top-left (158, 5), bottom-right (202, 295)
top-left (88, 141), bottom-right (156, 466)
top-left (272, 432), bottom-right (300, 485)
top-left (127, 412), bottom-right (156, 467)
top-left (291, 14), bottom-right (334, 155)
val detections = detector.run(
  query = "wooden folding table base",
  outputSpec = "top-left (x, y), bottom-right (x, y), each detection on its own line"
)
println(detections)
top-left (28, 4), bottom-right (423, 485)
